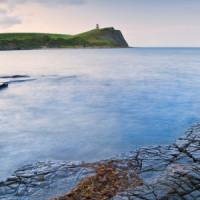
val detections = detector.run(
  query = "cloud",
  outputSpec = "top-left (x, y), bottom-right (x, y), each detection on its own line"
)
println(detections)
top-left (0, 0), bottom-right (86, 7)
top-left (0, 8), bottom-right (7, 14)
top-left (0, 15), bottom-right (21, 28)
top-left (0, 6), bottom-right (21, 28)
top-left (0, 0), bottom-right (86, 29)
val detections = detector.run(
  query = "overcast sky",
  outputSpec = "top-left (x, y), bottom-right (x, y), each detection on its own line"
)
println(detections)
top-left (0, 0), bottom-right (200, 47)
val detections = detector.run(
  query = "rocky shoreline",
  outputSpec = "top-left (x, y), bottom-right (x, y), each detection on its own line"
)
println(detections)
top-left (1, 123), bottom-right (200, 200)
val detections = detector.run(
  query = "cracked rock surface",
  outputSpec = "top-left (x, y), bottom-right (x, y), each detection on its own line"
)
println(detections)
top-left (1, 124), bottom-right (200, 200)
top-left (0, 161), bottom-right (95, 200)
top-left (113, 124), bottom-right (200, 200)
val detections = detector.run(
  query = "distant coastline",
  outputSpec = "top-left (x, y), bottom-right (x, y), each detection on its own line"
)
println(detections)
top-left (0, 27), bottom-right (129, 51)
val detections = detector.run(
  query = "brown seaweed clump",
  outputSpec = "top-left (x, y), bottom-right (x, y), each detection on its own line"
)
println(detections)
top-left (52, 161), bottom-right (143, 200)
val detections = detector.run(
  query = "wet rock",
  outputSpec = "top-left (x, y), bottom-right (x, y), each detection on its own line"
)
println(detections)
top-left (1, 124), bottom-right (200, 199)
top-left (0, 75), bottom-right (30, 79)
top-left (113, 123), bottom-right (200, 200)
top-left (0, 75), bottom-right (36, 91)
top-left (0, 161), bottom-right (94, 200)
top-left (0, 82), bottom-right (8, 90)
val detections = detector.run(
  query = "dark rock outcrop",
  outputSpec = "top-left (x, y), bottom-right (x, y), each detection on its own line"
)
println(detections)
top-left (0, 83), bottom-right (8, 90)
top-left (0, 75), bottom-right (35, 91)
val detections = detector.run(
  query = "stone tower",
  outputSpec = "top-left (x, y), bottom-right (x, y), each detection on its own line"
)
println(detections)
top-left (96, 24), bottom-right (100, 29)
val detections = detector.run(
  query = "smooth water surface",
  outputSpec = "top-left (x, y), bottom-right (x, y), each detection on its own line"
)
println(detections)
top-left (1, 48), bottom-right (200, 179)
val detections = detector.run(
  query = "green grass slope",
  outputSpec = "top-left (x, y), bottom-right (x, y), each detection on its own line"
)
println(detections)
top-left (0, 27), bottom-right (129, 50)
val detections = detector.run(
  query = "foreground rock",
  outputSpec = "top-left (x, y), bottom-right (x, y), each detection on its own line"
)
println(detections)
top-left (0, 161), bottom-right (95, 200)
top-left (1, 124), bottom-right (200, 199)
top-left (113, 124), bottom-right (200, 200)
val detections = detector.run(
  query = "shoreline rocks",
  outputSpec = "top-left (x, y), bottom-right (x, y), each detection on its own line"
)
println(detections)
top-left (0, 82), bottom-right (8, 90)
top-left (0, 75), bottom-right (30, 79)
top-left (0, 75), bottom-right (36, 92)
top-left (1, 124), bottom-right (200, 200)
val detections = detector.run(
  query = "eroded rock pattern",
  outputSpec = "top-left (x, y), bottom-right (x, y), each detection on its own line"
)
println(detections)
top-left (0, 161), bottom-right (95, 200)
top-left (1, 124), bottom-right (200, 200)
top-left (113, 124), bottom-right (200, 200)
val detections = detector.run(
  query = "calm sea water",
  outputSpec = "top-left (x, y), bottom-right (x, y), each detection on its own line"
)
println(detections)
top-left (0, 48), bottom-right (200, 179)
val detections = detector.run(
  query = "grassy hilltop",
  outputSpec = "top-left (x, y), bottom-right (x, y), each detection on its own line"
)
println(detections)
top-left (0, 27), bottom-right (129, 50)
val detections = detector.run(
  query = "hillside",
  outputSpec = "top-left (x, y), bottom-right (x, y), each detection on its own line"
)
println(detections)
top-left (0, 27), bottom-right (129, 50)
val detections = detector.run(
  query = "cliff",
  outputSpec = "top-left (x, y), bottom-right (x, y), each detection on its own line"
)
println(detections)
top-left (0, 27), bottom-right (129, 50)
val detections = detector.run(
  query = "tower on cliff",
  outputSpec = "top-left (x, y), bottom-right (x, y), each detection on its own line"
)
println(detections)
top-left (96, 24), bottom-right (100, 30)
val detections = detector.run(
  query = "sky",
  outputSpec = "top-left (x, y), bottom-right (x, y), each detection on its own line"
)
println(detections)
top-left (0, 0), bottom-right (200, 47)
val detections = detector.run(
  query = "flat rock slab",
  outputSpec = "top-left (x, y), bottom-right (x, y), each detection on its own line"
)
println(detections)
top-left (0, 75), bottom-right (30, 79)
top-left (1, 124), bottom-right (200, 200)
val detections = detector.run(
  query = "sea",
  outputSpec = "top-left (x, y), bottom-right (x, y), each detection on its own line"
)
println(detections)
top-left (0, 48), bottom-right (200, 179)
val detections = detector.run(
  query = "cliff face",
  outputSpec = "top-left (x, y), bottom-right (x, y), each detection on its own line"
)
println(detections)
top-left (77, 27), bottom-right (129, 47)
top-left (0, 27), bottom-right (129, 50)
top-left (98, 27), bottom-right (129, 47)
